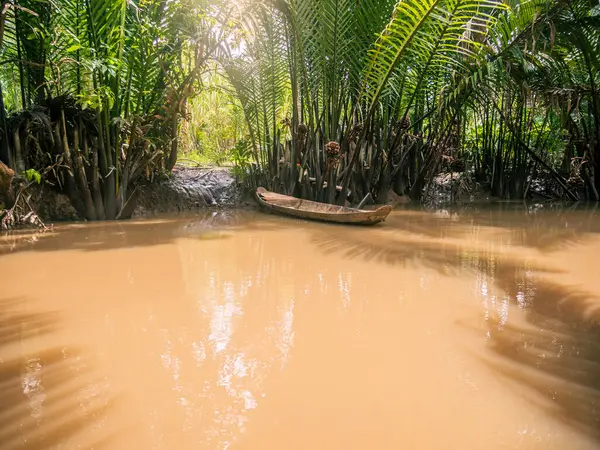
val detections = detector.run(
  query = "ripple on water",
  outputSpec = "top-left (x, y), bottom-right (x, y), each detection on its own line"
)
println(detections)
top-left (0, 207), bottom-right (599, 449)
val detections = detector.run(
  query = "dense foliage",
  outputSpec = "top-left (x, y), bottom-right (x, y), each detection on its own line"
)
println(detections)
top-left (1, 0), bottom-right (599, 222)
top-left (179, 67), bottom-right (247, 166)
top-left (0, 0), bottom-right (228, 219)
top-left (225, 0), bottom-right (600, 204)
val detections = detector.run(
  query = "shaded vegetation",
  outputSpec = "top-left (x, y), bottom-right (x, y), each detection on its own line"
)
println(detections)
top-left (0, 0), bottom-right (231, 221)
top-left (0, 0), bottom-right (598, 223)
top-left (225, 0), bottom-right (600, 205)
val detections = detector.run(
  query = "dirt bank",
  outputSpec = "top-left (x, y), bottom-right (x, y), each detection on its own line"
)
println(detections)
top-left (133, 167), bottom-right (247, 216)
top-left (20, 167), bottom-right (248, 224)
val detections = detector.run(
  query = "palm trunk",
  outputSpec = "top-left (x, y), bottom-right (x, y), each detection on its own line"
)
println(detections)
top-left (98, 107), bottom-right (117, 219)
top-left (72, 123), bottom-right (96, 220)
top-left (13, 128), bottom-right (25, 173)
top-left (0, 82), bottom-right (11, 167)
top-left (54, 120), bottom-right (79, 211)
top-left (166, 109), bottom-right (179, 172)
top-left (0, 3), bottom-right (7, 168)
top-left (88, 137), bottom-right (106, 220)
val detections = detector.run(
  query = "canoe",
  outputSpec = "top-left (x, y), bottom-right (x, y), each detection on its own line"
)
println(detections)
top-left (255, 187), bottom-right (392, 225)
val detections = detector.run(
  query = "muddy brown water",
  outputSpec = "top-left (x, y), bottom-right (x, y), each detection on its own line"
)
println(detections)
top-left (1, 205), bottom-right (600, 450)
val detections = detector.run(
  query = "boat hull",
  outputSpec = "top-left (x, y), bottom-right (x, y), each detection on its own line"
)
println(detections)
top-left (255, 187), bottom-right (392, 225)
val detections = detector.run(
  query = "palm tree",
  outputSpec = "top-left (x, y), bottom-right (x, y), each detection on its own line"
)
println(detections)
top-left (0, 0), bottom-right (228, 220)
top-left (226, 0), bottom-right (600, 204)
top-left (226, 0), bottom-right (505, 204)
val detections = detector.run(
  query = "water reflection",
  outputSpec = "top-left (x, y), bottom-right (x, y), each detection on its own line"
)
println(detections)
top-left (22, 357), bottom-right (45, 421)
top-left (312, 207), bottom-right (600, 445)
top-left (0, 206), bottom-right (600, 449)
top-left (0, 299), bottom-right (115, 449)
top-left (133, 236), bottom-right (302, 450)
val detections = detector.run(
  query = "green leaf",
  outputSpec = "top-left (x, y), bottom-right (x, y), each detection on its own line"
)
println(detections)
top-left (23, 169), bottom-right (42, 185)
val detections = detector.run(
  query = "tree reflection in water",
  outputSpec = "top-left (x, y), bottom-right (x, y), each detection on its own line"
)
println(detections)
top-left (0, 299), bottom-right (116, 450)
top-left (1, 206), bottom-right (600, 448)
top-left (311, 206), bottom-right (600, 445)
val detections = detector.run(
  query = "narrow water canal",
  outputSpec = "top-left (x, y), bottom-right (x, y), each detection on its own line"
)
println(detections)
top-left (1, 206), bottom-right (599, 449)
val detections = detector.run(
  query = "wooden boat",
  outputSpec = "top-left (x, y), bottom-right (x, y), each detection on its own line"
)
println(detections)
top-left (255, 187), bottom-right (392, 225)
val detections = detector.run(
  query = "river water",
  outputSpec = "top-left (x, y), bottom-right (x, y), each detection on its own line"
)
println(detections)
top-left (1, 205), bottom-right (600, 450)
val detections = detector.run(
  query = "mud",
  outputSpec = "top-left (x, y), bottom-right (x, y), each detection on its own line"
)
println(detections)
top-left (133, 167), bottom-right (246, 217)
top-left (17, 167), bottom-right (247, 224)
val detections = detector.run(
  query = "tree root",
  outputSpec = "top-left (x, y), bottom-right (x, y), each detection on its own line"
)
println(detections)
top-left (0, 180), bottom-right (50, 232)
top-left (0, 209), bottom-right (47, 231)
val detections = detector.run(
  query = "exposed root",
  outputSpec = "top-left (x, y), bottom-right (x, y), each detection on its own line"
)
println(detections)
top-left (0, 209), bottom-right (48, 231)
top-left (0, 181), bottom-right (50, 233)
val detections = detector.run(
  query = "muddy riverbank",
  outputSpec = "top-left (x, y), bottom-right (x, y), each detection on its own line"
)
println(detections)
top-left (1, 165), bottom-right (582, 233)
top-left (21, 167), bottom-right (251, 224)
top-left (132, 167), bottom-right (248, 216)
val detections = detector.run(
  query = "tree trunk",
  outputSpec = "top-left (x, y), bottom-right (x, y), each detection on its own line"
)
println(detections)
top-left (97, 109), bottom-right (117, 219)
top-left (57, 113), bottom-right (82, 215)
top-left (13, 128), bottom-right (25, 173)
top-left (377, 158), bottom-right (391, 203)
top-left (0, 82), bottom-right (10, 167)
top-left (72, 124), bottom-right (96, 220)
top-left (166, 111), bottom-right (179, 172)
top-left (89, 138), bottom-right (106, 220)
